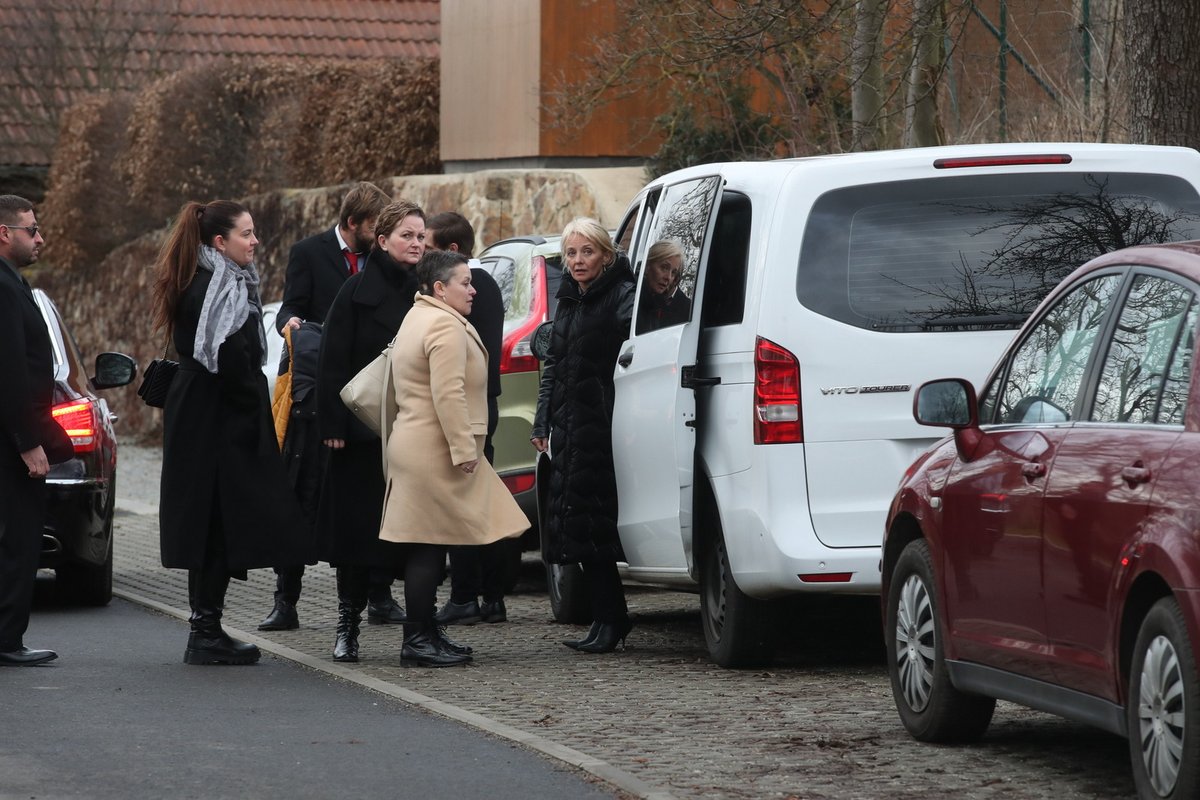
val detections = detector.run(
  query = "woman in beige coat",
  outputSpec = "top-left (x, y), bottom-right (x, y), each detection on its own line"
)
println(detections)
top-left (380, 249), bottom-right (527, 666)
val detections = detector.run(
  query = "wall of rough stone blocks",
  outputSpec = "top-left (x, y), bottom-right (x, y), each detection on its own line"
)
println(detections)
top-left (31, 167), bottom-right (646, 442)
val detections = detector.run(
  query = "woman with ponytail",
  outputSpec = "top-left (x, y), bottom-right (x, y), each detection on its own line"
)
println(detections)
top-left (152, 200), bottom-right (307, 666)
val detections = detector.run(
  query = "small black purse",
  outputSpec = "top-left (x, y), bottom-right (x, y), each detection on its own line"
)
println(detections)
top-left (138, 342), bottom-right (179, 409)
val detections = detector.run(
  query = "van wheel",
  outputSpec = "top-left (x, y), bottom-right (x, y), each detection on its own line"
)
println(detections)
top-left (1127, 597), bottom-right (1199, 800)
top-left (545, 560), bottom-right (591, 624)
top-left (699, 531), bottom-right (776, 668)
top-left (885, 539), bottom-right (994, 742)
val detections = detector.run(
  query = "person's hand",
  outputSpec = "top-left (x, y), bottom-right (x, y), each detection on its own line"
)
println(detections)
top-left (531, 437), bottom-right (548, 453)
top-left (21, 445), bottom-right (49, 479)
top-left (323, 438), bottom-right (345, 449)
top-left (283, 316), bottom-right (302, 331)
top-left (460, 459), bottom-right (478, 474)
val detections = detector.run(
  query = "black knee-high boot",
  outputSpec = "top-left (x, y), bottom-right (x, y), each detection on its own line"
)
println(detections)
top-left (184, 566), bottom-right (260, 665)
top-left (333, 566), bottom-right (368, 662)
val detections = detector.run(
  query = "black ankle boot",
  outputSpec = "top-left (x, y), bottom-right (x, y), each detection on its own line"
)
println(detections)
top-left (562, 620), bottom-right (602, 650)
top-left (576, 618), bottom-right (633, 654)
top-left (332, 601), bottom-right (363, 663)
top-left (184, 569), bottom-right (260, 665)
top-left (257, 599), bottom-right (299, 631)
top-left (433, 625), bottom-right (474, 657)
top-left (402, 623), bottom-right (470, 667)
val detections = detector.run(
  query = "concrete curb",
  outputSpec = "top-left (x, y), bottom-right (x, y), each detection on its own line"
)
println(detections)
top-left (114, 585), bottom-right (677, 800)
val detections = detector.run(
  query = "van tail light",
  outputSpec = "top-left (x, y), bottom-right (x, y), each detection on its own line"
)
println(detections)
top-left (501, 470), bottom-right (536, 496)
top-left (754, 337), bottom-right (802, 444)
top-left (52, 398), bottom-right (98, 453)
top-left (500, 254), bottom-right (549, 374)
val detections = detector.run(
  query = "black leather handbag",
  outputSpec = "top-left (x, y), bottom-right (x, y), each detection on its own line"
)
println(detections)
top-left (137, 349), bottom-right (179, 409)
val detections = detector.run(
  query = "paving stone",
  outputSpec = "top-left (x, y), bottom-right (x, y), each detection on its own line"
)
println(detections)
top-left (110, 445), bottom-right (1136, 799)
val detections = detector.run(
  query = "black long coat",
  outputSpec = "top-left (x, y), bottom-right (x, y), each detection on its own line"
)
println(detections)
top-left (314, 249), bottom-right (419, 566)
top-left (159, 268), bottom-right (309, 571)
top-left (531, 259), bottom-right (635, 564)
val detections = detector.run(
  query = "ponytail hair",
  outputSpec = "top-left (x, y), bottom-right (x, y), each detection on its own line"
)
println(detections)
top-left (151, 199), bottom-right (248, 334)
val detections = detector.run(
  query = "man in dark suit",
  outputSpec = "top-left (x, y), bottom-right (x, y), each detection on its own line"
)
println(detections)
top-left (260, 181), bottom-right (408, 631)
top-left (277, 181), bottom-right (391, 333)
top-left (424, 212), bottom-right (514, 626)
top-left (0, 195), bottom-right (60, 666)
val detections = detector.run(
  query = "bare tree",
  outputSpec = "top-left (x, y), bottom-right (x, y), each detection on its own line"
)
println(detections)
top-left (1124, 0), bottom-right (1200, 145)
top-left (903, 0), bottom-right (945, 147)
top-left (851, 0), bottom-right (887, 150)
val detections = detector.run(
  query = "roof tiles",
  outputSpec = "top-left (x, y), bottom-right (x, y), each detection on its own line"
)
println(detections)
top-left (0, 0), bottom-right (440, 166)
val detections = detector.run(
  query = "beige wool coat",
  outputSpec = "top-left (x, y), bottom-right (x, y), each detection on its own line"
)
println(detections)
top-left (379, 294), bottom-right (528, 545)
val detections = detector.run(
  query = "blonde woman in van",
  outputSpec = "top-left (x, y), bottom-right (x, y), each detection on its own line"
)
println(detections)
top-left (638, 239), bottom-right (690, 331)
top-left (531, 218), bottom-right (637, 653)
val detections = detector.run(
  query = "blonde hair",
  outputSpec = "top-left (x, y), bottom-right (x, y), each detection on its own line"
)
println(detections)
top-left (646, 239), bottom-right (684, 267)
top-left (560, 217), bottom-right (615, 265)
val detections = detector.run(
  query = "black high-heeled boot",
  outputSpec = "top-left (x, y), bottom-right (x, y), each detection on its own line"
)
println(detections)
top-left (576, 618), bottom-right (633, 654)
top-left (184, 570), bottom-right (260, 665)
top-left (562, 621), bottom-right (602, 650)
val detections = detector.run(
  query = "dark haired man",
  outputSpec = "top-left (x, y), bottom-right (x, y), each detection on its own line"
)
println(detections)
top-left (0, 195), bottom-right (63, 665)
top-left (277, 181), bottom-right (391, 333)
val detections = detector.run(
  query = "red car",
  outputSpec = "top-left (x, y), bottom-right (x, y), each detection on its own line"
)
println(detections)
top-left (883, 242), bottom-right (1200, 799)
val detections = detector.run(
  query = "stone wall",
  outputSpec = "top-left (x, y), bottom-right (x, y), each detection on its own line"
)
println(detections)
top-left (30, 166), bottom-right (646, 443)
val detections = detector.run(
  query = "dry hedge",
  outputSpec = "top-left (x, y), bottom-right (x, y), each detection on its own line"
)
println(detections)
top-left (42, 56), bottom-right (439, 270)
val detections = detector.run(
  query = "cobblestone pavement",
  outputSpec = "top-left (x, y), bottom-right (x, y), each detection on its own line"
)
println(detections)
top-left (108, 444), bottom-right (1136, 800)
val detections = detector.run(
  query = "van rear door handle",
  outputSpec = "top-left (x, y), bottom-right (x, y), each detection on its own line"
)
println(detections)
top-left (618, 352), bottom-right (633, 368)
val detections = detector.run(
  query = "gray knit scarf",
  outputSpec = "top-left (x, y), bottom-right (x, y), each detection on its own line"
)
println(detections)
top-left (193, 244), bottom-right (266, 373)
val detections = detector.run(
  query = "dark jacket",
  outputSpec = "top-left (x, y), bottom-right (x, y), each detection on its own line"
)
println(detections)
top-left (466, 266), bottom-right (504, 458)
top-left (0, 258), bottom-right (70, 465)
top-left (280, 320), bottom-right (323, 521)
top-left (532, 257), bottom-right (635, 564)
top-left (314, 248), bottom-right (420, 565)
top-left (159, 267), bottom-right (309, 571)
top-left (638, 287), bottom-right (691, 332)
top-left (277, 227), bottom-right (352, 333)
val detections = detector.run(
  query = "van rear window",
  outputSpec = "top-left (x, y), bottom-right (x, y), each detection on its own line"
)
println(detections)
top-left (797, 172), bottom-right (1200, 331)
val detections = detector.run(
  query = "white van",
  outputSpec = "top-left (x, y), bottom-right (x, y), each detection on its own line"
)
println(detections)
top-left (560, 143), bottom-right (1200, 667)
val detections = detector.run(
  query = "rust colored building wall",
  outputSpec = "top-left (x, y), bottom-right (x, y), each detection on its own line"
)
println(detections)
top-left (537, 0), bottom-right (663, 159)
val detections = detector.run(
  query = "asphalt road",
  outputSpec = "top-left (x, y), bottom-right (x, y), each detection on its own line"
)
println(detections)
top-left (0, 583), bottom-right (615, 800)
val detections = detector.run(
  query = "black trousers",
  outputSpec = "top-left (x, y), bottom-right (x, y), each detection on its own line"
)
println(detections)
top-left (273, 564), bottom-right (396, 604)
top-left (0, 454), bottom-right (46, 651)
top-left (447, 540), bottom-right (515, 604)
top-left (581, 559), bottom-right (627, 624)
top-left (446, 420), bottom-right (509, 604)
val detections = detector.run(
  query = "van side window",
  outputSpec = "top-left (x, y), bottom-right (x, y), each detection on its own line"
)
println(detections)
top-left (1090, 275), bottom-right (1196, 425)
top-left (995, 274), bottom-right (1121, 424)
top-left (701, 193), bottom-right (751, 328)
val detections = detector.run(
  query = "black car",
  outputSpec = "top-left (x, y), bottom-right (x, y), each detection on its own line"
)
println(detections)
top-left (34, 289), bottom-right (137, 605)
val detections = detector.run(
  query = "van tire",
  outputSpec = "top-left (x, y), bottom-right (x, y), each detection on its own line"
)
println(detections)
top-left (699, 530), bottom-right (777, 668)
top-left (545, 561), bottom-right (591, 624)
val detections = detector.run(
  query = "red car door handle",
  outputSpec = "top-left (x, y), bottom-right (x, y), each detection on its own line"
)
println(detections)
top-left (1122, 465), bottom-right (1152, 486)
top-left (1021, 462), bottom-right (1046, 479)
